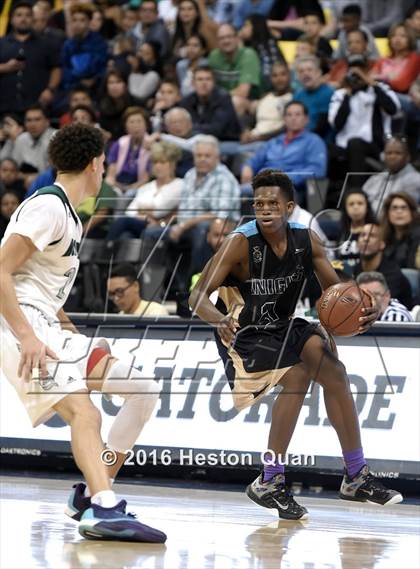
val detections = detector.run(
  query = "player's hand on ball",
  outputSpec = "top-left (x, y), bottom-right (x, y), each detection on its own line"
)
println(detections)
top-left (18, 333), bottom-right (59, 382)
top-left (217, 314), bottom-right (239, 345)
top-left (358, 291), bottom-right (379, 333)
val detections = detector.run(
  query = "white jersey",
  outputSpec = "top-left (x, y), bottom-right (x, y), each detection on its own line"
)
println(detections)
top-left (1, 183), bottom-right (82, 318)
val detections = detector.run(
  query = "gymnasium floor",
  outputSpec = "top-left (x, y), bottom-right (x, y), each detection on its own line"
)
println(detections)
top-left (1, 475), bottom-right (419, 569)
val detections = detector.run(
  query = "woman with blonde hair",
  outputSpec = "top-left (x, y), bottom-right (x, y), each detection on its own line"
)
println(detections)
top-left (107, 141), bottom-right (183, 240)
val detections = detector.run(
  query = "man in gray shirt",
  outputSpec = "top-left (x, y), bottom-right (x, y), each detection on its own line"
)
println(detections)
top-left (363, 136), bottom-right (420, 216)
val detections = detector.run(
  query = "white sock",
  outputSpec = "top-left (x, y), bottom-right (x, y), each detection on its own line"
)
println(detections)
top-left (85, 478), bottom-right (114, 498)
top-left (91, 490), bottom-right (118, 508)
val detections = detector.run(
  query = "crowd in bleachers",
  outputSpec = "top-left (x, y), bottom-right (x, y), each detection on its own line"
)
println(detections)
top-left (0, 0), bottom-right (419, 319)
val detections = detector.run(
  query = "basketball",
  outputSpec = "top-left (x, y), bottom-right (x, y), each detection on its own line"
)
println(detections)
top-left (317, 282), bottom-right (373, 337)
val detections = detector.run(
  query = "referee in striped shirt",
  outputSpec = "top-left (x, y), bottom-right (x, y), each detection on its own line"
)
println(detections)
top-left (357, 272), bottom-right (414, 322)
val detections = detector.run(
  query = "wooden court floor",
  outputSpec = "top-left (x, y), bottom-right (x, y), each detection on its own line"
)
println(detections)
top-left (1, 475), bottom-right (419, 569)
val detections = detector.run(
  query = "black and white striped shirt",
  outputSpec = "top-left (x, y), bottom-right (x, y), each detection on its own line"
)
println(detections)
top-left (381, 299), bottom-right (413, 323)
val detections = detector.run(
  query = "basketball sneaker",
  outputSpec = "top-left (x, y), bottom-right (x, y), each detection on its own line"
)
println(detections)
top-left (65, 483), bottom-right (91, 521)
top-left (246, 473), bottom-right (309, 520)
top-left (78, 500), bottom-right (167, 543)
top-left (339, 465), bottom-right (403, 505)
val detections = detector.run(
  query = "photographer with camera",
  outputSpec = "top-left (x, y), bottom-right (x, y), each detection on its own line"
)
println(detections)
top-left (327, 53), bottom-right (400, 192)
top-left (0, 1), bottom-right (61, 116)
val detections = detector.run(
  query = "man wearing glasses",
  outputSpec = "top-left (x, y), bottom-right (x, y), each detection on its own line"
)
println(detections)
top-left (107, 262), bottom-right (169, 316)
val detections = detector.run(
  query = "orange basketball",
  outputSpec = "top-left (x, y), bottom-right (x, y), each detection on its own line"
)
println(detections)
top-left (317, 283), bottom-right (373, 337)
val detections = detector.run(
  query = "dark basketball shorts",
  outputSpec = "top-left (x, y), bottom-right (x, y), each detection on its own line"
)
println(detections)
top-left (214, 318), bottom-right (334, 410)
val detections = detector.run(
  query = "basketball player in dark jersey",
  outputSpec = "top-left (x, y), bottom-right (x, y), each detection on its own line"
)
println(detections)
top-left (190, 169), bottom-right (403, 520)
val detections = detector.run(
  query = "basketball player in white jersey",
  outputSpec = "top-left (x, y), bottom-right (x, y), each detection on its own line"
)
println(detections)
top-left (0, 124), bottom-right (166, 543)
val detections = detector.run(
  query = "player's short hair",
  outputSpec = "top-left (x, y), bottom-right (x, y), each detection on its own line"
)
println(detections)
top-left (193, 64), bottom-right (214, 78)
top-left (356, 271), bottom-right (389, 291)
top-left (252, 169), bottom-right (294, 201)
top-left (48, 124), bottom-right (104, 174)
top-left (110, 263), bottom-right (138, 283)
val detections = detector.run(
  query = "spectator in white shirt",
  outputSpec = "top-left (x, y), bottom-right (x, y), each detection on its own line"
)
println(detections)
top-left (107, 141), bottom-right (183, 240)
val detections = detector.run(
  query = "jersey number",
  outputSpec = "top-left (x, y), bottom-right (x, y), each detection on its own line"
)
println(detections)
top-left (57, 268), bottom-right (77, 300)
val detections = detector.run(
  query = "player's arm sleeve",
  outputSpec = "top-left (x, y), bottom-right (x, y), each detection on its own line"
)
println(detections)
top-left (9, 196), bottom-right (67, 252)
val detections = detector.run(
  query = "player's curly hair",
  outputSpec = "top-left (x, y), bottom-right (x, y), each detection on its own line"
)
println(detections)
top-left (48, 124), bottom-right (104, 174)
top-left (251, 169), bottom-right (295, 201)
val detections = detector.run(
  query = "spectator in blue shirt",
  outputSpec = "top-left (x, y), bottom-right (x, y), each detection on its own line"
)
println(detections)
top-left (294, 55), bottom-right (334, 138)
top-left (232, 0), bottom-right (274, 30)
top-left (241, 100), bottom-right (327, 204)
top-left (60, 4), bottom-right (108, 94)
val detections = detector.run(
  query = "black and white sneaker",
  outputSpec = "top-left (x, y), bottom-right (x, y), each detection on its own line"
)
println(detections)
top-left (246, 473), bottom-right (309, 520)
top-left (339, 465), bottom-right (403, 506)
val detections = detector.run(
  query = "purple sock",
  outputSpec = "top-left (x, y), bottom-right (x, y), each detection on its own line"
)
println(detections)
top-left (343, 447), bottom-right (366, 478)
top-left (263, 452), bottom-right (285, 482)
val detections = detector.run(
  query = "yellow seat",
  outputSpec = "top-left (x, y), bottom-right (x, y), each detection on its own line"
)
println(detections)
top-left (375, 38), bottom-right (390, 57)
top-left (278, 41), bottom-right (297, 64)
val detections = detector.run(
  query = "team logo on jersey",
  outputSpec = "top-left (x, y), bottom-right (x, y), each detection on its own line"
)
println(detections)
top-left (252, 246), bottom-right (263, 264)
top-left (39, 375), bottom-right (59, 391)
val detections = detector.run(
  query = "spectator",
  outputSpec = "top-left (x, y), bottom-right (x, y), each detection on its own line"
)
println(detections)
top-left (0, 189), bottom-right (21, 241)
top-left (115, 6), bottom-right (138, 45)
top-left (108, 34), bottom-right (136, 78)
top-left (128, 41), bottom-right (162, 102)
top-left (372, 23), bottom-right (420, 95)
top-left (151, 81), bottom-right (182, 131)
top-left (238, 14), bottom-right (285, 88)
top-left (357, 272), bottom-right (413, 322)
top-left (233, 0), bottom-right (274, 30)
top-left (333, 4), bottom-right (379, 61)
top-left (108, 262), bottom-right (169, 316)
top-left (327, 29), bottom-right (375, 88)
top-left (380, 192), bottom-right (420, 270)
top-left (32, 2), bottom-right (65, 50)
top-left (106, 106), bottom-right (150, 192)
top-left (59, 86), bottom-right (93, 128)
top-left (353, 0), bottom-right (408, 38)
top-left (241, 100), bottom-right (327, 203)
top-left (60, 3), bottom-right (108, 94)
top-left (289, 34), bottom-right (317, 92)
top-left (336, 189), bottom-right (376, 269)
top-left (294, 55), bottom-right (334, 137)
top-left (159, 108), bottom-right (195, 176)
top-left (107, 141), bottom-right (183, 241)
top-left (240, 61), bottom-right (292, 144)
top-left (328, 56), bottom-right (400, 188)
top-left (205, 0), bottom-right (236, 25)
top-left (363, 136), bottom-right (420, 214)
top-left (99, 70), bottom-right (139, 143)
top-left (209, 23), bottom-right (261, 114)
top-left (12, 104), bottom-right (56, 173)
top-left (0, 1), bottom-right (61, 115)
top-left (301, 10), bottom-right (332, 72)
top-left (158, 0), bottom-right (178, 31)
top-left (172, 0), bottom-right (218, 60)
top-left (176, 34), bottom-right (209, 97)
top-left (406, 6), bottom-right (420, 51)
top-left (132, 0), bottom-right (171, 59)
top-left (167, 134), bottom-right (240, 290)
top-left (179, 65), bottom-right (241, 141)
top-left (89, 5), bottom-right (118, 41)
top-left (354, 222), bottom-right (413, 309)
top-left (0, 114), bottom-right (24, 162)
top-left (267, 0), bottom-right (324, 41)
top-left (0, 158), bottom-right (25, 200)
top-left (289, 202), bottom-right (327, 243)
